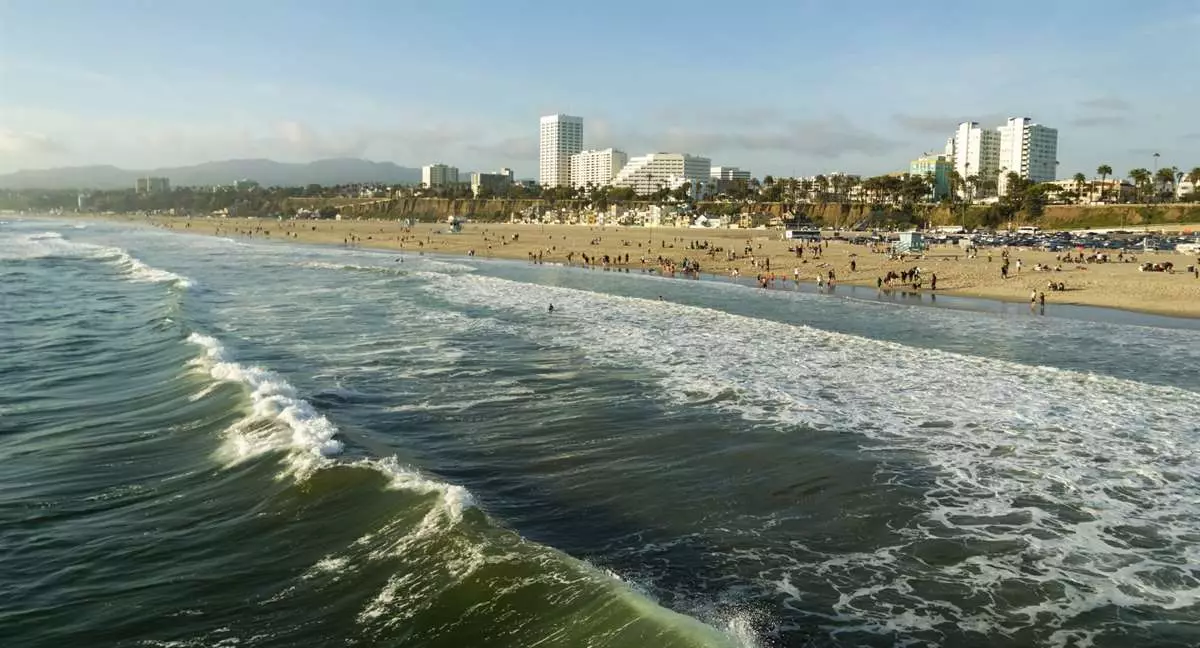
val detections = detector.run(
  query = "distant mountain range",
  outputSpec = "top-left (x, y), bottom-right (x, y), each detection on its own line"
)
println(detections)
top-left (0, 158), bottom-right (423, 190)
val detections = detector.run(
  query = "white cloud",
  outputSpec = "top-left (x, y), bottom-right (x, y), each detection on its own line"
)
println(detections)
top-left (0, 129), bottom-right (64, 156)
top-left (1077, 97), bottom-right (1133, 112)
top-left (892, 113), bottom-right (1009, 134)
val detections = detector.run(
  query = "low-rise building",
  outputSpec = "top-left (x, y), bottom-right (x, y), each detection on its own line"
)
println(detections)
top-left (470, 168), bottom-right (514, 197)
top-left (1046, 178), bottom-right (1135, 204)
top-left (909, 155), bottom-right (953, 200)
top-left (710, 166), bottom-right (751, 182)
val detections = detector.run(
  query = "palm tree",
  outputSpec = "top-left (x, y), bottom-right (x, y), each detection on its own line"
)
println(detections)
top-left (1154, 167), bottom-right (1177, 202)
top-left (799, 178), bottom-right (814, 202)
top-left (1128, 168), bottom-right (1151, 202)
top-left (1097, 164), bottom-right (1113, 202)
top-left (1188, 167), bottom-right (1200, 201)
top-left (1073, 172), bottom-right (1087, 203)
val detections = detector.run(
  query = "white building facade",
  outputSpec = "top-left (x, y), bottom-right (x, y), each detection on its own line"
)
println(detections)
top-left (539, 114), bottom-right (584, 188)
top-left (710, 166), bottom-right (751, 182)
top-left (569, 148), bottom-right (628, 188)
top-left (997, 117), bottom-right (1058, 195)
top-left (949, 122), bottom-right (1000, 195)
top-left (610, 153), bottom-right (712, 196)
top-left (422, 164), bottom-right (459, 188)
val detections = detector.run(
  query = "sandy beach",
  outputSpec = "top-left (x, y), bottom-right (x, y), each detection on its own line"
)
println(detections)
top-left (125, 215), bottom-right (1200, 318)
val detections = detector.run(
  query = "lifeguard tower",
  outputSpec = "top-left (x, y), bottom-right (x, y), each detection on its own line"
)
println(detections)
top-left (894, 231), bottom-right (926, 254)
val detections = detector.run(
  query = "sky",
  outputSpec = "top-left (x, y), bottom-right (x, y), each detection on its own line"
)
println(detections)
top-left (1, 0), bottom-right (1198, 180)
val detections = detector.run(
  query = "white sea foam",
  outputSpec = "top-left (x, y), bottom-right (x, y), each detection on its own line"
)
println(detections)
top-left (187, 332), bottom-right (344, 474)
top-left (0, 230), bottom-right (194, 288)
top-left (364, 455), bottom-right (476, 521)
top-left (420, 272), bottom-right (1200, 639)
top-left (298, 257), bottom-right (475, 274)
top-left (186, 333), bottom-right (478, 521)
top-left (296, 261), bottom-right (402, 274)
top-left (109, 249), bottom-right (195, 287)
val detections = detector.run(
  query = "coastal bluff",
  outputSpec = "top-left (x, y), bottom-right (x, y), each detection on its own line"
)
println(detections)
top-left (317, 196), bottom-right (1200, 231)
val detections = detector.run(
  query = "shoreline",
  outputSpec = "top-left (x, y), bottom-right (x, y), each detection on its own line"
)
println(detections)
top-left (34, 213), bottom-right (1200, 320)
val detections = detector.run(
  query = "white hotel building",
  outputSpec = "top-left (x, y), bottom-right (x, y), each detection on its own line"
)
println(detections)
top-left (569, 148), bottom-right (628, 188)
top-left (997, 117), bottom-right (1058, 195)
top-left (421, 164), bottom-right (459, 188)
top-left (611, 153), bottom-right (712, 196)
top-left (947, 122), bottom-right (1000, 194)
top-left (539, 114), bottom-right (584, 188)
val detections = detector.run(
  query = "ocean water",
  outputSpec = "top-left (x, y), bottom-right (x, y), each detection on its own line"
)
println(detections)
top-left (2, 218), bottom-right (1199, 648)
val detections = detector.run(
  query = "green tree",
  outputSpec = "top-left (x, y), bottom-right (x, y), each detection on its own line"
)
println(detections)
top-left (1128, 168), bottom-right (1152, 202)
top-left (1188, 167), bottom-right (1200, 200)
top-left (1096, 164), bottom-right (1112, 202)
top-left (1072, 172), bottom-right (1087, 203)
top-left (814, 175), bottom-right (829, 205)
top-left (670, 182), bottom-right (692, 203)
top-left (1154, 167), bottom-right (1177, 201)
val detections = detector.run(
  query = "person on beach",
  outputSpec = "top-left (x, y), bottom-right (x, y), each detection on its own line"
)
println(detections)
top-left (931, 273), bottom-right (937, 290)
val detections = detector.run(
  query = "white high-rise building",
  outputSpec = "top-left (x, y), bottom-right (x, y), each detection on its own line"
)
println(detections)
top-left (569, 148), bottom-right (628, 188)
top-left (949, 122), bottom-right (1000, 196)
top-left (610, 153), bottom-right (711, 196)
top-left (539, 114), bottom-right (584, 188)
top-left (997, 117), bottom-right (1058, 195)
top-left (422, 164), bottom-right (459, 188)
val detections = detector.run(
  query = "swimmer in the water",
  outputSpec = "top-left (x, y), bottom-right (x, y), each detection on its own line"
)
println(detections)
top-left (548, 303), bottom-right (555, 313)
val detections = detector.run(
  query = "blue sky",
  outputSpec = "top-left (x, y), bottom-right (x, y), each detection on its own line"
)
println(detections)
top-left (1, 0), bottom-right (1197, 179)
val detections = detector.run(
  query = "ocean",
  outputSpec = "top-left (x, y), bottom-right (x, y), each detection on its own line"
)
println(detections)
top-left (2, 217), bottom-right (1199, 648)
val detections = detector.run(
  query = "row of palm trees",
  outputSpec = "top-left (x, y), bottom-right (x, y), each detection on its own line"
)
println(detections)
top-left (1074, 165), bottom-right (1200, 203)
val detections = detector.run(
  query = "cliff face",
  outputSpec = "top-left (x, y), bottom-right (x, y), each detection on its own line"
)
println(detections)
top-left (326, 197), bottom-right (1200, 230)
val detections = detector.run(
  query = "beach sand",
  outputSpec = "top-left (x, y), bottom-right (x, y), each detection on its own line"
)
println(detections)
top-left (132, 215), bottom-right (1200, 318)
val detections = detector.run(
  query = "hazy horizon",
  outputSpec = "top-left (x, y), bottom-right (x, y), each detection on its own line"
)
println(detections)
top-left (1, 0), bottom-right (1197, 179)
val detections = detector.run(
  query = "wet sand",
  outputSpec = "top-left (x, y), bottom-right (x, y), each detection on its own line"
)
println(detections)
top-left (130, 216), bottom-right (1200, 318)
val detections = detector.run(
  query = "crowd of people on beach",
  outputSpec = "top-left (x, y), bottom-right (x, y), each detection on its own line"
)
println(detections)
top-left (132, 217), bottom-right (1200, 318)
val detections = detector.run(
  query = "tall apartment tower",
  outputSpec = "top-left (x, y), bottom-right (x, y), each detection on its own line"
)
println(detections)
top-left (997, 117), bottom-right (1058, 195)
top-left (421, 164), bottom-right (459, 188)
top-left (950, 122), bottom-right (1000, 196)
top-left (539, 114), bottom-right (583, 188)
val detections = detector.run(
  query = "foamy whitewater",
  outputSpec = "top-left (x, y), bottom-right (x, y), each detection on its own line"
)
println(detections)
top-left (3, 218), bottom-right (1198, 648)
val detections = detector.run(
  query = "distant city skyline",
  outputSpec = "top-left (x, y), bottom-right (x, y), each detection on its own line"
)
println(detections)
top-left (0, 0), bottom-right (1197, 179)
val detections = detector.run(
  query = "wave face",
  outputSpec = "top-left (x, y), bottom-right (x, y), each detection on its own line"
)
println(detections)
top-left (3, 218), bottom-right (1200, 648)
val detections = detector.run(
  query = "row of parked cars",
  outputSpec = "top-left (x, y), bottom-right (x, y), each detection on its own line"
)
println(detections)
top-left (948, 229), bottom-right (1199, 253)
